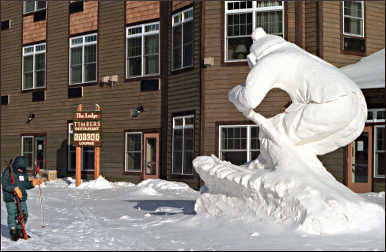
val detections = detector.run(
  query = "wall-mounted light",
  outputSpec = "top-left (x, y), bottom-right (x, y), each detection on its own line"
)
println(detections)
top-left (27, 113), bottom-right (35, 123)
top-left (130, 104), bottom-right (144, 118)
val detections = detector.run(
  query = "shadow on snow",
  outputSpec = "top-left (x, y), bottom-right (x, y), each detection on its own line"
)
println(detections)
top-left (125, 200), bottom-right (196, 215)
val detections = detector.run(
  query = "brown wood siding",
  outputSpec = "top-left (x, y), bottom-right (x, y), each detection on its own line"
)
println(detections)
top-left (172, 1), bottom-right (192, 12)
top-left (365, 1), bottom-right (385, 56)
top-left (322, 1), bottom-right (385, 67)
top-left (319, 148), bottom-right (345, 184)
top-left (23, 14), bottom-right (46, 44)
top-left (166, 1), bottom-right (201, 189)
top-left (203, 1), bottom-right (292, 159)
top-left (305, 1), bottom-right (318, 55)
top-left (99, 1), bottom-right (162, 181)
top-left (69, 1), bottom-right (98, 35)
top-left (286, 1), bottom-right (296, 43)
top-left (1, 1), bottom-right (23, 169)
top-left (1, 2), bottom-right (162, 182)
top-left (126, 1), bottom-right (159, 24)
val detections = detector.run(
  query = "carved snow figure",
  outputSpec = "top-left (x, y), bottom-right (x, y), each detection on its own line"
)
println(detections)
top-left (193, 28), bottom-right (384, 235)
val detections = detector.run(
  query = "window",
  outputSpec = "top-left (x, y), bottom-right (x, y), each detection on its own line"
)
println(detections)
top-left (367, 108), bottom-right (385, 123)
top-left (225, 1), bottom-right (284, 61)
top-left (219, 125), bottom-right (260, 165)
top-left (126, 22), bottom-right (160, 78)
top-left (172, 115), bottom-right (194, 175)
top-left (125, 132), bottom-right (142, 172)
top-left (22, 43), bottom-right (46, 90)
top-left (343, 1), bottom-right (364, 37)
top-left (70, 33), bottom-right (97, 85)
top-left (172, 7), bottom-right (194, 70)
top-left (374, 126), bottom-right (385, 178)
top-left (24, 0), bottom-right (46, 14)
top-left (68, 123), bottom-right (94, 172)
top-left (21, 135), bottom-right (45, 170)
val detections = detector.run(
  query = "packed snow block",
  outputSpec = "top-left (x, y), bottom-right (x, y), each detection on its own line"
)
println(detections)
top-left (39, 169), bottom-right (57, 181)
top-left (193, 28), bottom-right (384, 235)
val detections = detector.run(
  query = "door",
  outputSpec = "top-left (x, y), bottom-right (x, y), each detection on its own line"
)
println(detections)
top-left (143, 133), bottom-right (159, 179)
top-left (34, 136), bottom-right (45, 170)
top-left (347, 126), bottom-right (372, 193)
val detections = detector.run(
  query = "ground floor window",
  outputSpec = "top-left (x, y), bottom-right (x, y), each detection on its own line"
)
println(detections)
top-left (374, 125), bottom-right (384, 178)
top-left (172, 115), bottom-right (194, 175)
top-left (219, 125), bottom-right (260, 165)
top-left (125, 132), bottom-right (142, 172)
top-left (68, 123), bottom-right (94, 172)
top-left (21, 135), bottom-right (45, 170)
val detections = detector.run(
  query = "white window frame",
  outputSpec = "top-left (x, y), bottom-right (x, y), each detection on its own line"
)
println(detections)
top-left (172, 115), bottom-right (194, 175)
top-left (172, 7), bottom-right (194, 71)
top-left (69, 33), bottom-right (98, 85)
top-left (125, 132), bottom-right (143, 172)
top-left (219, 125), bottom-right (260, 163)
top-left (374, 125), bottom-right (385, 178)
top-left (126, 22), bottom-right (160, 78)
top-left (21, 136), bottom-right (34, 169)
top-left (342, 1), bottom-right (365, 38)
top-left (24, 0), bottom-right (47, 14)
top-left (367, 108), bottom-right (385, 123)
top-left (224, 1), bottom-right (284, 62)
top-left (22, 42), bottom-right (46, 90)
top-left (67, 123), bottom-right (95, 172)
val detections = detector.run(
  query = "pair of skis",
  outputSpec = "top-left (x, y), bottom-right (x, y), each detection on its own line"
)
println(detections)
top-left (7, 159), bottom-right (46, 241)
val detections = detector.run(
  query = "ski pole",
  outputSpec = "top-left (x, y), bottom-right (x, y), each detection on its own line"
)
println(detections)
top-left (35, 162), bottom-right (46, 228)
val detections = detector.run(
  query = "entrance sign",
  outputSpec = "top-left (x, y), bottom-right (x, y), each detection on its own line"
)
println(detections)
top-left (74, 104), bottom-right (102, 186)
top-left (73, 110), bottom-right (102, 147)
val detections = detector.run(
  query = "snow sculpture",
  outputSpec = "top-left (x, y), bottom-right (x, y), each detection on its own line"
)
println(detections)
top-left (193, 28), bottom-right (384, 235)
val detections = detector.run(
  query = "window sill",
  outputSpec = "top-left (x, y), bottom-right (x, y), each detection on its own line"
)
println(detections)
top-left (125, 75), bottom-right (160, 82)
top-left (171, 66), bottom-right (194, 75)
top-left (124, 171), bottom-right (142, 176)
top-left (169, 173), bottom-right (195, 179)
top-left (21, 87), bottom-right (46, 93)
top-left (374, 177), bottom-right (385, 183)
top-left (69, 82), bottom-right (98, 87)
top-left (222, 60), bottom-right (248, 67)
top-left (23, 10), bottom-right (46, 17)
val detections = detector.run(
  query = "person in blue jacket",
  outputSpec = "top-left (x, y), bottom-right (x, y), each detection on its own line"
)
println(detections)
top-left (2, 156), bottom-right (43, 241)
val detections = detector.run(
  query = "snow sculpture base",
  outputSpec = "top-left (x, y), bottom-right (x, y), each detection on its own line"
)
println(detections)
top-left (193, 112), bottom-right (384, 235)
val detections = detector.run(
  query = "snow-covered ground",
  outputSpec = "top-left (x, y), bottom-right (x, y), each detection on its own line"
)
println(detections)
top-left (1, 177), bottom-right (385, 251)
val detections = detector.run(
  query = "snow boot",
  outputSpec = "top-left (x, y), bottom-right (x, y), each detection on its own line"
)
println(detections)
top-left (10, 228), bottom-right (19, 241)
top-left (18, 229), bottom-right (31, 239)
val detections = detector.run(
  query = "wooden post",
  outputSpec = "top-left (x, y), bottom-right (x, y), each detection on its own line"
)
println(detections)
top-left (94, 104), bottom-right (101, 179)
top-left (76, 104), bottom-right (82, 187)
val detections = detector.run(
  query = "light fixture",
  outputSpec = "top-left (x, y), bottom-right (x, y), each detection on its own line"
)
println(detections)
top-left (27, 113), bottom-right (35, 123)
top-left (130, 104), bottom-right (144, 118)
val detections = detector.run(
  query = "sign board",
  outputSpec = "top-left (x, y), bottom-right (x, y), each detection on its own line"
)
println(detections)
top-left (73, 110), bottom-right (102, 147)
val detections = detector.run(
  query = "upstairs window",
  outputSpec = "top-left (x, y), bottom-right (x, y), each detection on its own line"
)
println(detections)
top-left (24, 0), bottom-right (46, 14)
top-left (126, 22), bottom-right (160, 78)
top-left (374, 125), bottom-right (385, 178)
top-left (69, 33), bottom-right (97, 85)
top-left (343, 1), bottom-right (364, 37)
top-left (342, 1), bottom-right (365, 53)
top-left (172, 7), bottom-right (194, 70)
top-left (22, 43), bottom-right (46, 90)
top-left (225, 1), bottom-right (283, 62)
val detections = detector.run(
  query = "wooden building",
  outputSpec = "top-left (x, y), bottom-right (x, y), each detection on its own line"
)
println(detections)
top-left (0, 1), bottom-right (384, 192)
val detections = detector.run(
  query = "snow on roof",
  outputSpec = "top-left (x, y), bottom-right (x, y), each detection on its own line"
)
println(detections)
top-left (340, 49), bottom-right (385, 89)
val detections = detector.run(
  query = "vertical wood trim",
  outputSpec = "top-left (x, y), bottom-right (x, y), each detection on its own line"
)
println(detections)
top-left (75, 104), bottom-right (82, 186)
top-left (284, 1), bottom-right (288, 41)
top-left (200, 0), bottom-right (205, 156)
top-left (295, 1), bottom-right (303, 47)
top-left (160, 1), bottom-right (170, 180)
top-left (317, 1), bottom-right (323, 58)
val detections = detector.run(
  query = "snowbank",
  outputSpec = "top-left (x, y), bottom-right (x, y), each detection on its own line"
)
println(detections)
top-left (74, 176), bottom-right (114, 190)
top-left (341, 49), bottom-right (385, 89)
top-left (136, 179), bottom-right (196, 194)
top-left (194, 155), bottom-right (385, 235)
